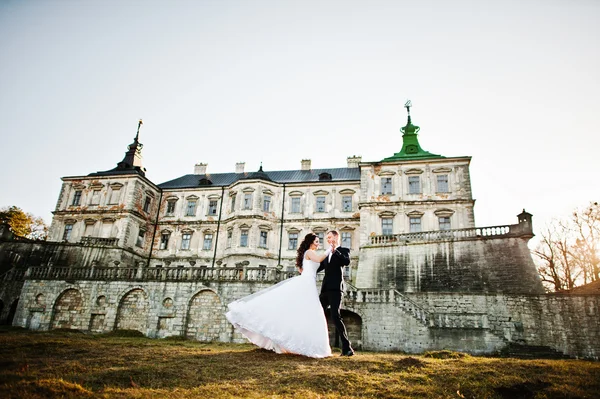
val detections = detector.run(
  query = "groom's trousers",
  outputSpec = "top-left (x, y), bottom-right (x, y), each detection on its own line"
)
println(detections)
top-left (319, 290), bottom-right (352, 352)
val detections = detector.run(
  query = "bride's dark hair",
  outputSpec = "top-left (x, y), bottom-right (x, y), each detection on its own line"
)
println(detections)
top-left (296, 233), bottom-right (317, 268)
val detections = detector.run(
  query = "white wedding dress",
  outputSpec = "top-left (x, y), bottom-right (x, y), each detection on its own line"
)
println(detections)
top-left (225, 258), bottom-right (332, 358)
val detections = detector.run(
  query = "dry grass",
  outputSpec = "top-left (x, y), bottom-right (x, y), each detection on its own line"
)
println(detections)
top-left (0, 328), bottom-right (598, 398)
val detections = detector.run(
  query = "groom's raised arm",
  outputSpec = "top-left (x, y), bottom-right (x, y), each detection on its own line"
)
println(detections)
top-left (333, 247), bottom-right (350, 266)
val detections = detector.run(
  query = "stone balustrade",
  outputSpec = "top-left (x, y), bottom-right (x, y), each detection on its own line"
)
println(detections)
top-left (24, 265), bottom-right (296, 283)
top-left (79, 236), bottom-right (119, 246)
top-left (368, 224), bottom-right (527, 246)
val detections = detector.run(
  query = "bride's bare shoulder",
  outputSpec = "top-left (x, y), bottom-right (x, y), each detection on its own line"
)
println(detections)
top-left (304, 249), bottom-right (314, 259)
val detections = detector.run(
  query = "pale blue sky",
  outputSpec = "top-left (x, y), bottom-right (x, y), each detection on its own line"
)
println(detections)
top-left (1, 0), bottom-right (598, 244)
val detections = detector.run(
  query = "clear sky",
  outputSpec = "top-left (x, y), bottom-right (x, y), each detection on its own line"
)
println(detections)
top-left (1, 0), bottom-right (598, 246)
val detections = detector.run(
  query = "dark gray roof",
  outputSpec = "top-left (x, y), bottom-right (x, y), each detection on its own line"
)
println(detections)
top-left (158, 167), bottom-right (360, 189)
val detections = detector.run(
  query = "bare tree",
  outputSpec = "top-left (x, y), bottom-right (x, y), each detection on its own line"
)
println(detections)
top-left (532, 202), bottom-right (599, 292)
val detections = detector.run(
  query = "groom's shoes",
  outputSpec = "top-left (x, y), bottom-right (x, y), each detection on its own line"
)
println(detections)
top-left (341, 350), bottom-right (355, 357)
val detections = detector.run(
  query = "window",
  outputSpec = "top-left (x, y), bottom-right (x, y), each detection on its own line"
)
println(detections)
top-left (208, 200), bottom-right (218, 216)
top-left (288, 233), bottom-right (298, 249)
top-left (63, 224), bottom-right (73, 241)
top-left (342, 196), bottom-right (352, 212)
top-left (226, 230), bottom-right (232, 248)
top-left (382, 218), bottom-right (393, 235)
top-left (109, 187), bottom-right (121, 204)
top-left (240, 230), bottom-right (248, 247)
top-left (243, 193), bottom-right (252, 210)
top-left (316, 196), bottom-right (326, 212)
top-left (166, 200), bottom-right (176, 215)
top-left (439, 217), bottom-right (451, 231)
top-left (381, 178), bottom-right (392, 195)
top-left (341, 232), bottom-right (352, 248)
top-left (159, 232), bottom-right (170, 250)
top-left (316, 232), bottom-right (324, 249)
top-left (291, 197), bottom-right (301, 213)
top-left (230, 194), bottom-right (236, 212)
top-left (181, 233), bottom-right (192, 250)
top-left (203, 234), bottom-right (213, 250)
top-left (136, 229), bottom-right (145, 247)
top-left (409, 217), bottom-right (422, 233)
top-left (437, 174), bottom-right (449, 193)
top-left (263, 195), bottom-right (271, 212)
top-left (259, 231), bottom-right (268, 248)
top-left (72, 190), bottom-right (82, 206)
top-left (143, 196), bottom-right (152, 213)
top-left (186, 200), bottom-right (197, 216)
top-left (408, 176), bottom-right (421, 194)
top-left (90, 190), bottom-right (101, 205)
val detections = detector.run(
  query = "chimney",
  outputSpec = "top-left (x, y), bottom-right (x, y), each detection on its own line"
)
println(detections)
top-left (235, 162), bottom-right (245, 174)
top-left (194, 163), bottom-right (208, 175)
top-left (301, 159), bottom-right (311, 170)
top-left (347, 155), bottom-right (362, 168)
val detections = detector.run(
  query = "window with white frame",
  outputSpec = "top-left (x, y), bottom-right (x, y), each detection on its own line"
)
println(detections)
top-left (90, 190), bottom-right (101, 205)
top-left (181, 232), bottom-right (192, 250)
top-left (136, 229), bottom-right (145, 247)
top-left (230, 194), bottom-right (236, 212)
top-left (259, 231), bottom-right (268, 248)
top-left (208, 200), bottom-right (218, 216)
top-left (63, 224), bottom-right (74, 241)
top-left (243, 193), bottom-right (252, 210)
top-left (263, 195), bottom-right (271, 212)
top-left (437, 174), bottom-right (449, 193)
top-left (291, 197), bottom-right (301, 213)
top-left (409, 217), bottom-right (422, 233)
top-left (288, 232), bottom-right (298, 249)
top-left (203, 234), bottom-right (213, 250)
top-left (159, 232), bottom-right (170, 250)
top-left (186, 199), bottom-right (197, 216)
top-left (408, 176), bottom-right (421, 194)
top-left (381, 218), bottom-right (393, 235)
top-left (166, 200), bottom-right (176, 215)
top-left (316, 196), bottom-right (326, 212)
top-left (439, 217), bottom-right (451, 230)
top-left (226, 230), bottom-right (232, 248)
top-left (381, 178), bottom-right (392, 195)
top-left (240, 230), bottom-right (249, 247)
top-left (342, 196), bottom-right (352, 212)
top-left (316, 232), bottom-right (324, 249)
top-left (72, 190), bottom-right (82, 206)
top-left (341, 232), bottom-right (352, 248)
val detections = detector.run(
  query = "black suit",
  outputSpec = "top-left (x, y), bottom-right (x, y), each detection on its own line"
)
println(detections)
top-left (317, 246), bottom-right (352, 353)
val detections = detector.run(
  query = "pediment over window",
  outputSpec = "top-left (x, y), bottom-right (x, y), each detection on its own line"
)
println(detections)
top-left (102, 217), bottom-right (116, 223)
top-left (377, 170), bottom-right (396, 176)
top-left (202, 228), bottom-right (214, 234)
top-left (242, 187), bottom-right (255, 193)
top-left (181, 229), bottom-right (194, 234)
top-left (432, 167), bottom-right (453, 173)
top-left (312, 226), bottom-right (328, 233)
top-left (404, 168), bottom-right (424, 175)
top-left (262, 189), bottom-right (274, 196)
top-left (434, 208), bottom-right (455, 217)
top-left (339, 189), bottom-right (356, 195)
top-left (160, 229), bottom-right (172, 234)
top-left (406, 210), bottom-right (425, 217)
top-left (378, 211), bottom-right (396, 218)
top-left (207, 194), bottom-right (221, 200)
top-left (258, 224), bottom-right (273, 231)
top-left (340, 225), bottom-right (356, 231)
top-left (72, 183), bottom-right (86, 190)
top-left (288, 191), bottom-right (304, 197)
top-left (109, 183), bottom-right (123, 189)
top-left (64, 218), bottom-right (77, 224)
top-left (145, 190), bottom-right (156, 198)
top-left (229, 190), bottom-right (237, 197)
top-left (313, 190), bottom-right (329, 196)
top-left (89, 183), bottom-right (104, 190)
top-left (239, 223), bottom-right (252, 229)
top-left (186, 195), bottom-right (199, 200)
top-left (286, 227), bottom-right (301, 233)
top-left (84, 218), bottom-right (96, 225)
top-left (165, 195), bottom-right (179, 201)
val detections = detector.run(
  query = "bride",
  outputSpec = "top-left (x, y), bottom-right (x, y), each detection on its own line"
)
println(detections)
top-left (225, 233), bottom-right (332, 358)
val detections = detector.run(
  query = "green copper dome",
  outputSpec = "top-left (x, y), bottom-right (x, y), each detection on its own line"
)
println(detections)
top-left (381, 101), bottom-right (444, 162)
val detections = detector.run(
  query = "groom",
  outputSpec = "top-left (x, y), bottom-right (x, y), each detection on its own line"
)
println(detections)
top-left (318, 230), bottom-right (354, 356)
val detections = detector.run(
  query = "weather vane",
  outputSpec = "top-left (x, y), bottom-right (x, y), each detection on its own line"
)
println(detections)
top-left (404, 100), bottom-right (412, 116)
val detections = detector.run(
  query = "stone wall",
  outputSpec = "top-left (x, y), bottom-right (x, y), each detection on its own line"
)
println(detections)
top-left (355, 235), bottom-right (544, 294)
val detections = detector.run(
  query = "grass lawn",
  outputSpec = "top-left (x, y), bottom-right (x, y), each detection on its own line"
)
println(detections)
top-left (0, 328), bottom-right (598, 398)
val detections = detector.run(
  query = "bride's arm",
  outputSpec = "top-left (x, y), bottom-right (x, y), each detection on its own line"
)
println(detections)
top-left (305, 247), bottom-right (332, 263)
